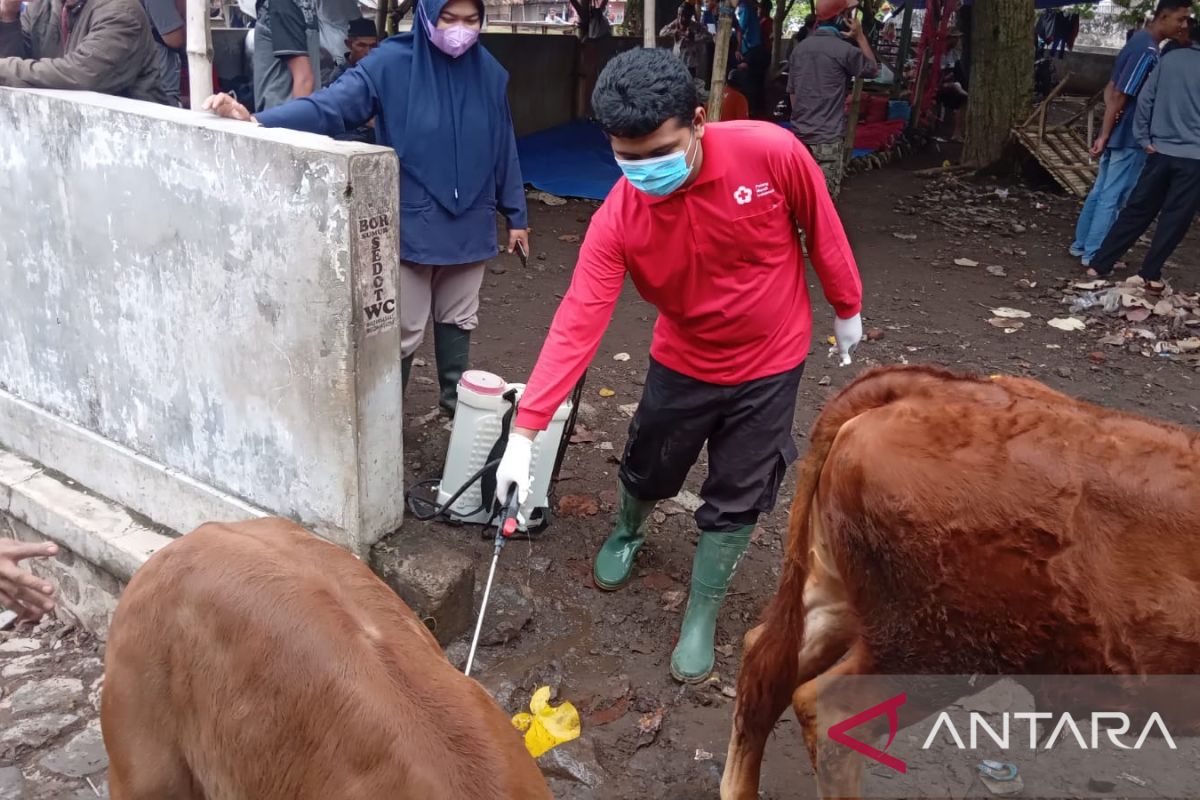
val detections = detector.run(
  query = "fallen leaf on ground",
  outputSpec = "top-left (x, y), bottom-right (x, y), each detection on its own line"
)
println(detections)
top-left (557, 495), bottom-right (600, 517)
top-left (557, 234), bottom-right (580, 243)
top-left (618, 403), bottom-right (638, 418)
top-left (988, 318), bottom-right (1024, 330)
top-left (695, 748), bottom-right (715, 761)
top-left (1098, 333), bottom-right (1126, 346)
top-left (586, 695), bottom-right (630, 727)
top-left (1152, 300), bottom-right (1174, 316)
top-left (715, 644), bottom-right (735, 657)
top-left (661, 590), bottom-right (686, 612)
top-left (865, 327), bottom-right (886, 341)
top-left (613, 352), bottom-right (631, 361)
top-left (671, 490), bottom-right (703, 513)
top-left (598, 387), bottom-right (616, 398)
top-left (638, 708), bottom-right (665, 737)
top-left (570, 425), bottom-right (598, 444)
top-left (954, 257), bottom-right (980, 267)
top-left (1124, 308), bottom-right (1152, 322)
top-left (1074, 280), bottom-right (1107, 290)
top-left (986, 265), bottom-right (1007, 277)
top-left (892, 232), bottom-right (917, 241)
top-left (1048, 317), bottom-right (1086, 331)
top-left (991, 307), bottom-right (1031, 319)
top-left (818, 376), bottom-right (832, 386)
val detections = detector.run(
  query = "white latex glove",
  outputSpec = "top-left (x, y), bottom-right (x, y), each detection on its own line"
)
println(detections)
top-left (832, 313), bottom-right (863, 366)
top-left (495, 434), bottom-right (533, 507)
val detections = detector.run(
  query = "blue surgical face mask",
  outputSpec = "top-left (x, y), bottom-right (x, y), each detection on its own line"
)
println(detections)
top-left (615, 130), bottom-right (698, 196)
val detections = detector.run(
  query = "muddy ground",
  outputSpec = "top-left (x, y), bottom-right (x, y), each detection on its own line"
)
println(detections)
top-left (2, 149), bottom-right (1197, 799)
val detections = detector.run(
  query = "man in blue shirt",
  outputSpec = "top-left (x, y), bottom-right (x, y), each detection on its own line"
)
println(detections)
top-left (1088, 17), bottom-right (1200, 290)
top-left (1070, 0), bottom-right (1191, 267)
top-left (734, 0), bottom-right (767, 115)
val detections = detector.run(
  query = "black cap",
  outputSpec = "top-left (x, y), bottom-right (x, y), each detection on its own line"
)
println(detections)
top-left (348, 17), bottom-right (379, 38)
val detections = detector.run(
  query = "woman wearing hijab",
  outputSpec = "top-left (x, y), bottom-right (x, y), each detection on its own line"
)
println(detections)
top-left (204, 2), bottom-right (529, 417)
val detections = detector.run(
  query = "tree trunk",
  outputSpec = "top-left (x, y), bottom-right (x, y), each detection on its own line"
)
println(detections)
top-left (770, 0), bottom-right (795, 76)
top-left (963, 0), bottom-right (1034, 167)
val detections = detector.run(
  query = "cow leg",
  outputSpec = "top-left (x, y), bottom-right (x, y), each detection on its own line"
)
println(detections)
top-left (792, 643), bottom-right (880, 800)
top-left (721, 552), bottom-right (855, 800)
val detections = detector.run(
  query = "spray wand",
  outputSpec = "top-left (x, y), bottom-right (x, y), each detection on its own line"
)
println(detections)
top-left (464, 486), bottom-right (521, 677)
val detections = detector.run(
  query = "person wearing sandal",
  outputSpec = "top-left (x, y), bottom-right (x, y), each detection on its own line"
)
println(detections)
top-left (1087, 17), bottom-right (1200, 294)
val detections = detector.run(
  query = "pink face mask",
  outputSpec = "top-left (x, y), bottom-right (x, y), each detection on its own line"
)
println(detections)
top-left (424, 15), bottom-right (481, 58)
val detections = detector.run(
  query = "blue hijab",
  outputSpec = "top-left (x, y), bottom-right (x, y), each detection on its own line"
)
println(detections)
top-left (359, 0), bottom-right (509, 217)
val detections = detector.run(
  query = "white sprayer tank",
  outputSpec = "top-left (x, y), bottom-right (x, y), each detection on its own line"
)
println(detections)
top-left (436, 370), bottom-right (573, 525)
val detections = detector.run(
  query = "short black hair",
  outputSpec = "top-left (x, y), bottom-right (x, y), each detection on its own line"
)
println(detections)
top-left (592, 48), bottom-right (700, 138)
top-left (679, 2), bottom-right (695, 18)
top-left (1154, 0), bottom-right (1192, 16)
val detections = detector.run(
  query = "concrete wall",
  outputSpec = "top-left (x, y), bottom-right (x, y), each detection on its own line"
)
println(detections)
top-left (0, 88), bottom-right (404, 555)
top-left (1062, 47), bottom-right (1117, 97)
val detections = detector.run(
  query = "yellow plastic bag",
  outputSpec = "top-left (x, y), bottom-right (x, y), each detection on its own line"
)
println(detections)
top-left (511, 686), bottom-right (581, 758)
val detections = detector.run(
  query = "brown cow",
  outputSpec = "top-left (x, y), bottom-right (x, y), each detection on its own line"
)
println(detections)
top-left (101, 518), bottom-right (552, 800)
top-left (721, 366), bottom-right (1200, 799)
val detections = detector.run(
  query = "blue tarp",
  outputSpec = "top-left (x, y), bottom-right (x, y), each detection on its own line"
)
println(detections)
top-left (517, 120), bottom-right (622, 201)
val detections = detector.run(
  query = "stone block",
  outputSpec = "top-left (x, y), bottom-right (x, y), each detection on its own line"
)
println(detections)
top-left (38, 721), bottom-right (107, 778)
top-left (0, 713), bottom-right (80, 752)
top-left (1, 677), bottom-right (84, 716)
top-left (371, 536), bottom-right (475, 646)
top-left (0, 766), bottom-right (23, 800)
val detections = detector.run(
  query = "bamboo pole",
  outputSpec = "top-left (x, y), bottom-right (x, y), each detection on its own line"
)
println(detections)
top-left (843, 76), bottom-right (864, 164)
top-left (187, 0), bottom-right (213, 106)
top-left (707, 2), bottom-right (733, 120)
top-left (644, 0), bottom-right (656, 46)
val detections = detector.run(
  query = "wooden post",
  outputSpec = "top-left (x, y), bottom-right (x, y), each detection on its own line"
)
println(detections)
top-left (187, 0), bottom-right (213, 106)
top-left (843, 76), bottom-right (864, 163)
top-left (707, 2), bottom-right (733, 120)
top-left (892, 0), bottom-right (914, 98)
top-left (377, 0), bottom-right (390, 36)
top-left (644, 0), bottom-right (656, 47)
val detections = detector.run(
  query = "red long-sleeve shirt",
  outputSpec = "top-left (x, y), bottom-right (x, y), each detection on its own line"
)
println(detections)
top-left (516, 121), bottom-right (863, 431)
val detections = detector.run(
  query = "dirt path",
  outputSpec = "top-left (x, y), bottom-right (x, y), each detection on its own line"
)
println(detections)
top-left (3, 154), bottom-right (1197, 800)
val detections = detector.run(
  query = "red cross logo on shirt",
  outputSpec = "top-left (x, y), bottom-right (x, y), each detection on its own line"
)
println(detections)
top-left (734, 186), bottom-right (753, 205)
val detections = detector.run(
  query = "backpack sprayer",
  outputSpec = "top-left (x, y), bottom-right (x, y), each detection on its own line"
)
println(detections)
top-left (404, 371), bottom-right (583, 535)
top-left (404, 370), bottom-right (586, 674)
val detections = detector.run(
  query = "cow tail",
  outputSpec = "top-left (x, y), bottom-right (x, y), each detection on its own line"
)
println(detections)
top-left (732, 400), bottom-right (839, 736)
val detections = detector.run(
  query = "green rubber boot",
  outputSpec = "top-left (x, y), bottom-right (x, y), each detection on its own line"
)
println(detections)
top-left (433, 322), bottom-right (471, 417)
top-left (670, 527), bottom-right (753, 684)
top-left (592, 484), bottom-right (657, 591)
top-left (401, 355), bottom-right (413, 394)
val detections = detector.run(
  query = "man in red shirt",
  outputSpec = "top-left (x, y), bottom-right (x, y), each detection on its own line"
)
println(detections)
top-left (496, 48), bottom-right (863, 683)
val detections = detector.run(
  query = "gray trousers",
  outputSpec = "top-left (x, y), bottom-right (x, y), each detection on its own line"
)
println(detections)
top-left (399, 261), bottom-right (486, 358)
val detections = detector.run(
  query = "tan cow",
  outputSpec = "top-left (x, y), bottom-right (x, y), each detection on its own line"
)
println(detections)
top-left (102, 518), bottom-right (552, 800)
top-left (721, 366), bottom-right (1200, 799)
